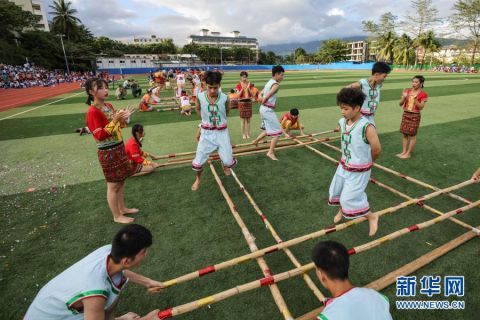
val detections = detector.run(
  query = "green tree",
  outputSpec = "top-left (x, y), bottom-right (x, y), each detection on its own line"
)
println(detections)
top-left (363, 12), bottom-right (398, 62)
top-left (293, 47), bottom-right (310, 64)
top-left (0, 0), bottom-right (39, 41)
top-left (449, 0), bottom-right (480, 65)
top-left (395, 34), bottom-right (415, 66)
top-left (376, 31), bottom-right (398, 63)
top-left (20, 31), bottom-right (63, 69)
top-left (258, 50), bottom-right (279, 64)
top-left (404, 0), bottom-right (441, 66)
top-left (49, 0), bottom-right (82, 40)
top-left (93, 36), bottom-right (128, 57)
top-left (362, 12), bottom-right (397, 36)
top-left (415, 31), bottom-right (441, 67)
top-left (315, 39), bottom-right (348, 63)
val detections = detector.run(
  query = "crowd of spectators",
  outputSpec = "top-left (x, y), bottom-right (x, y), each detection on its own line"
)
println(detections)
top-left (432, 65), bottom-right (477, 73)
top-left (0, 63), bottom-right (95, 89)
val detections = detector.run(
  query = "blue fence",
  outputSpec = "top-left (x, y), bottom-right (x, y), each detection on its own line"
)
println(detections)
top-left (99, 62), bottom-right (375, 75)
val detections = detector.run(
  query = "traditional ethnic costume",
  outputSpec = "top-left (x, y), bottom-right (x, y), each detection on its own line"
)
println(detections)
top-left (25, 245), bottom-right (128, 320)
top-left (280, 112), bottom-right (301, 131)
top-left (86, 103), bottom-right (140, 182)
top-left (400, 89), bottom-right (428, 136)
top-left (328, 117), bottom-right (373, 219)
top-left (318, 287), bottom-right (392, 320)
top-left (235, 82), bottom-right (254, 118)
top-left (192, 91), bottom-right (236, 171)
top-left (259, 79), bottom-right (282, 136)
top-left (358, 78), bottom-right (381, 126)
top-left (125, 137), bottom-right (153, 168)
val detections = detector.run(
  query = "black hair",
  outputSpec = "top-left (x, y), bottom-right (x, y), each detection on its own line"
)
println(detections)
top-left (290, 108), bottom-right (299, 116)
top-left (110, 224), bottom-right (152, 263)
top-left (205, 71), bottom-right (222, 85)
top-left (336, 87), bottom-right (366, 109)
top-left (132, 124), bottom-right (144, 147)
top-left (311, 240), bottom-right (349, 280)
top-left (413, 75), bottom-right (425, 88)
top-left (272, 65), bottom-right (285, 76)
top-left (84, 77), bottom-right (108, 105)
top-left (372, 62), bottom-right (391, 75)
top-left (181, 90), bottom-right (186, 94)
top-left (230, 89), bottom-right (235, 93)
top-left (240, 71), bottom-right (248, 77)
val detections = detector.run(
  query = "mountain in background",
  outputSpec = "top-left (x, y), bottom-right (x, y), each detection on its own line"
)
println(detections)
top-left (260, 37), bottom-right (471, 56)
top-left (260, 36), bottom-right (365, 55)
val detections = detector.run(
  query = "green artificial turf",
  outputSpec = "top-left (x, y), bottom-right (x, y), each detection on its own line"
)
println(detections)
top-left (1, 70), bottom-right (479, 319)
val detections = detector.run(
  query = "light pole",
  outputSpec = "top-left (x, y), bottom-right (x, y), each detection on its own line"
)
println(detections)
top-left (57, 34), bottom-right (70, 73)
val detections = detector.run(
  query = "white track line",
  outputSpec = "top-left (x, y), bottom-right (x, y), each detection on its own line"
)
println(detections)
top-left (0, 91), bottom-right (83, 121)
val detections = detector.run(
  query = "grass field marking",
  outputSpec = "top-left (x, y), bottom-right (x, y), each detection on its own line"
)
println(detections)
top-left (0, 91), bottom-right (84, 121)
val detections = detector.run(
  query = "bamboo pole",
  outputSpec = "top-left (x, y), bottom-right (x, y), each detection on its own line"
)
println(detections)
top-left (208, 162), bottom-right (294, 320)
top-left (165, 137), bottom-right (340, 165)
top-left (294, 136), bottom-right (479, 233)
top-left (296, 223), bottom-right (480, 320)
top-left (155, 130), bottom-right (337, 160)
top-left (154, 139), bottom-right (336, 169)
top-left (149, 179), bottom-right (475, 291)
top-left (165, 141), bottom-right (299, 164)
top-left (320, 141), bottom-right (473, 205)
top-left (230, 169), bottom-right (326, 302)
top-left (155, 199), bottom-right (480, 319)
top-left (369, 177), bottom-right (480, 233)
top-left (366, 224), bottom-right (480, 291)
top-left (156, 107), bottom-right (180, 112)
top-left (348, 199), bottom-right (480, 255)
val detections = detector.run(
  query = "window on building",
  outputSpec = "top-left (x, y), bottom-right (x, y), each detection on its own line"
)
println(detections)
top-left (96, 60), bottom-right (102, 64)
top-left (120, 60), bottom-right (125, 63)
top-left (141, 60), bottom-right (146, 63)
top-left (131, 60), bottom-right (136, 63)
top-left (108, 60), bottom-right (114, 63)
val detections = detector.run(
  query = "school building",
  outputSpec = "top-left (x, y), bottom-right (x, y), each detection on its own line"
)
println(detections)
top-left (9, 0), bottom-right (49, 31)
top-left (187, 29), bottom-right (259, 61)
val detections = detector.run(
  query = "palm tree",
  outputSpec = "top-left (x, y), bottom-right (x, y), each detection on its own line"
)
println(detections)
top-left (49, 0), bottom-right (81, 40)
top-left (415, 31), bottom-right (441, 68)
top-left (395, 34), bottom-right (414, 67)
top-left (376, 31), bottom-right (398, 63)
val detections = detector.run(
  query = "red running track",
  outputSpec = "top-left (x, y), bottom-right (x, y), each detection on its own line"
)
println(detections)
top-left (0, 82), bottom-right (82, 112)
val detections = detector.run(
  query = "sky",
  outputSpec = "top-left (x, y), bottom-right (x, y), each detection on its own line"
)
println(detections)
top-left (43, 0), bottom-right (457, 45)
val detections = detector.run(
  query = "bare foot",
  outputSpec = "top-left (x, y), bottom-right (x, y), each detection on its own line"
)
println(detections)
top-left (366, 212), bottom-right (379, 236)
top-left (191, 178), bottom-right (200, 191)
top-left (399, 153), bottom-right (411, 159)
top-left (223, 166), bottom-right (231, 176)
top-left (334, 210), bottom-right (343, 223)
top-left (242, 135), bottom-right (247, 139)
top-left (114, 215), bottom-right (135, 224)
top-left (252, 139), bottom-right (259, 147)
top-left (246, 135), bottom-right (250, 139)
top-left (123, 208), bottom-right (139, 215)
top-left (266, 152), bottom-right (278, 161)
top-left (395, 153), bottom-right (405, 158)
